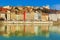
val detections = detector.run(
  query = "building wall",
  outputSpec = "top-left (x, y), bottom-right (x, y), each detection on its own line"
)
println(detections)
top-left (41, 13), bottom-right (48, 21)
top-left (19, 14), bottom-right (24, 21)
top-left (16, 14), bottom-right (23, 21)
top-left (30, 11), bottom-right (34, 21)
top-left (0, 14), bottom-right (6, 20)
top-left (26, 12), bottom-right (34, 21)
top-left (26, 13), bottom-right (31, 21)
top-left (7, 13), bottom-right (10, 20)
top-left (57, 14), bottom-right (60, 20)
top-left (49, 14), bottom-right (57, 21)
top-left (10, 13), bottom-right (16, 21)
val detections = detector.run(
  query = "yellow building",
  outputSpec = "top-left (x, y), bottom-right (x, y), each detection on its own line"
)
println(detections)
top-left (10, 12), bottom-right (16, 21)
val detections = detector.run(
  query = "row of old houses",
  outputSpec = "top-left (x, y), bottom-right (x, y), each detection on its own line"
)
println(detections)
top-left (0, 6), bottom-right (60, 21)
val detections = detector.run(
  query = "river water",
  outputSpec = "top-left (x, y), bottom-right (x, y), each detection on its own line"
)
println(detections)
top-left (0, 23), bottom-right (60, 40)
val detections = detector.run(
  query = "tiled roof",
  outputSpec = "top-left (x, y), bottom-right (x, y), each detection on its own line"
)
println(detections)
top-left (0, 6), bottom-right (60, 14)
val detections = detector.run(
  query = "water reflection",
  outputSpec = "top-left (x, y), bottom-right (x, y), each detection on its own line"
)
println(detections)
top-left (49, 25), bottom-right (60, 33)
top-left (0, 23), bottom-right (53, 37)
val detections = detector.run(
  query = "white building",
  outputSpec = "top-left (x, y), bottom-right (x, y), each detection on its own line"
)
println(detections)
top-left (0, 13), bottom-right (6, 20)
top-left (49, 14), bottom-right (57, 21)
top-left (3, 6), bottom-right (11, 9)
top-left (7, 11), bottom-right (11, 21)
top-left (34, 11), bottom-right (39, 21)
top-left (43, 5), bottom-right (50, 9)
top-left (57, 14), bottom-right (60, 20)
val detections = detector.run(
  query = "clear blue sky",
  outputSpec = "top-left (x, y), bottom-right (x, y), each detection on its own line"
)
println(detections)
top-left (0, 0), bottom-right (60, 10)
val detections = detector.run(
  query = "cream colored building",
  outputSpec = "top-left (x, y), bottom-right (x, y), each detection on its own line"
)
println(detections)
top-left (34, 12), bottom-right (39, 21)
top-left (0, 13), bottom-right (6, 20)
top-left (16, 14), bottom-right (24, 21)
top-left (57, 14), bottom-right (60, 20)
top-left (49, 14), bottom-right (57, 21)
top-left (41, 13), bottom-right (48, 21)
top-left (7, 11), bottom-right (11, 21)
top-left (10, 13), bottom-right (16, 21)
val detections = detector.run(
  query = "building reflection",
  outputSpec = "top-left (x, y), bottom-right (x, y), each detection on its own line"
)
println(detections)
top-left (0, 24), bottom-right (50, 37)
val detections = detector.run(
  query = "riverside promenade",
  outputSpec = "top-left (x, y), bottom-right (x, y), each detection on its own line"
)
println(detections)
top-left (1, 21), bottom-right (53, 24)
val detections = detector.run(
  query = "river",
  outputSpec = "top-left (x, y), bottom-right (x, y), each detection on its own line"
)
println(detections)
top-left (0, 23), bottom-right (60, 40)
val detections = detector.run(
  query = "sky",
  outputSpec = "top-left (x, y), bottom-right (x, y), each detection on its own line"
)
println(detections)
top-left (0, 0), bottom-right (60, 10)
